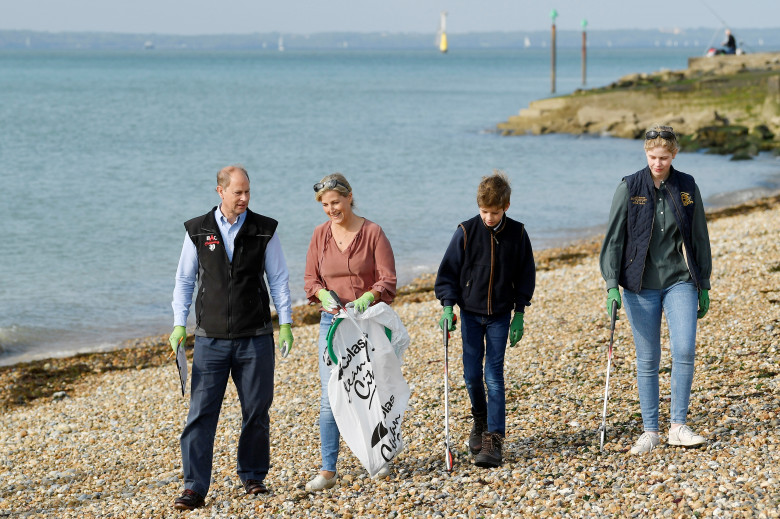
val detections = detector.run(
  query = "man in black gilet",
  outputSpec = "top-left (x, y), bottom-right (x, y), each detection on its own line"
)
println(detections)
top-left (169, 165), bottom-right (294, 510)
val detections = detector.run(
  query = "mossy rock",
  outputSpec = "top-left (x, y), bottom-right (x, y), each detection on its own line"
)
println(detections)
top-left (751, 124), bottom-right (775, 141)
top-left (694, 125), bottom-right (750, 148)
top-left (677, 134), bottom-right (703, 152)
top-left (730, 151), bottom-right (755, 160)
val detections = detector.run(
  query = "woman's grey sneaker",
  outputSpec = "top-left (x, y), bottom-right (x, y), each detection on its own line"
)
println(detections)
top-left (372, 464), bottom-right (391, 479)
top-left (668, 425), bottom-right (706, 447)
top-left (305, 472), bottom-right (338, 491)
top-left (629, 432), bottom-right (661, 455)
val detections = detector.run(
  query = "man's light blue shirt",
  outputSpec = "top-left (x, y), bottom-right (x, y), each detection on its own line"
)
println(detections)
top-left (172, 206), bottom-right (292, 327)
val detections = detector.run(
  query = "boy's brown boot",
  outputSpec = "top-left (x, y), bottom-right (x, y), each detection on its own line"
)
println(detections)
top-left (469, 413), bottom-right (488, 455)
top-left (474, 431), bottom-right (504, 467)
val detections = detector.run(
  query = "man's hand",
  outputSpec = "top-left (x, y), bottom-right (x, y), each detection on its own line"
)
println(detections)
top-left (317, 289), bottom-right (337, 311)
top-left (169, 325), bottom-right (186, 354)
top-left (509, 313), bottom-right (524, 347)
top-left (439, 306), bottom-right (457, 332)
top-left (606, 288), bottom-right (622, 320)
top-left (351, 292), bottom-right (375, 313)
top-left (278, 323), bottom-right (294, 357)
top-left (697, 289), bottom-right (709, 319)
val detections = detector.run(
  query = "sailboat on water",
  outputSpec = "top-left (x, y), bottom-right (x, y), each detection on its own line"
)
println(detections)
top-left (437, 11), bottom-right (448, 53)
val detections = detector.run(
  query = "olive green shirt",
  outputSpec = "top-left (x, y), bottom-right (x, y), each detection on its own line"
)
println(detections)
top-left (600, 179), bottom-right (712, 291)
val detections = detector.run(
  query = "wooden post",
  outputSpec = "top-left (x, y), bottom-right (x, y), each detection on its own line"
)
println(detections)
top-left (581, 19), bottom-right (588, 86)
top-left (550, 9), bottom-right (558, 94)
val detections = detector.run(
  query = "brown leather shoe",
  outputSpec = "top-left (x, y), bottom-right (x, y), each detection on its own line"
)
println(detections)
top-left (244, 479), bottom-right (268, 495)
top-left (173, 489), bottom-right (205, 510)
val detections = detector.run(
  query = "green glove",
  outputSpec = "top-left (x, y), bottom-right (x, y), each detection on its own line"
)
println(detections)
top-left (697, 289), bottom-right (709, 319)
top-left (317, 289), bottom-right (337, 311)
top-left (439, 306), bottom-right (457, 332)
top-left (607, 288), bottom-right (622, 320)
top-left (509, 312), bottom-right (524, 347)
top-left (278, 323), bottom-right (294, 357)
top-left (351, 291), bottom-right (375, 313)
top-left (169, 325), bottom-right (186, 354)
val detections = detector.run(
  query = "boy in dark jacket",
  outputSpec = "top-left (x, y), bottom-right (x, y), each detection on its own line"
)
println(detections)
top-left (434, 171), bottom-right (536, 467)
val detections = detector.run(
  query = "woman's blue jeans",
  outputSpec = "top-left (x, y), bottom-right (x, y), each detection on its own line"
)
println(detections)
top-left (623, 281), bottom-right (698, 432)
top-left (317, 312), bottom-right (340, 472)
top-left (460, 309), bottom-right (511, 435)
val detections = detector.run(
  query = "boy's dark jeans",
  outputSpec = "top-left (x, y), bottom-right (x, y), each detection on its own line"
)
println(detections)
top-left (460, 309), bottom-right (511, 435)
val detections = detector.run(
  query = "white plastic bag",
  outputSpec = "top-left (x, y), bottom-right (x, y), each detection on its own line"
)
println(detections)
top-left (327, 303), bottom-right (411, 476)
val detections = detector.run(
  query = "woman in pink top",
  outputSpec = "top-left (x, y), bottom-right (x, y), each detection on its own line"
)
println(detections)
top-left (303, 173), bottom-right (397, 491)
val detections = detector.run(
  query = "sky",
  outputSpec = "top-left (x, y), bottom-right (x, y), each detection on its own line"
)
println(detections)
top-left (2, 0), bottom-right (777, 35)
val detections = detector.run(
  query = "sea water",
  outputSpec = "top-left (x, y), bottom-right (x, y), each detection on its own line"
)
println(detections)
top-left (1, 48), bottom-right (778, 365)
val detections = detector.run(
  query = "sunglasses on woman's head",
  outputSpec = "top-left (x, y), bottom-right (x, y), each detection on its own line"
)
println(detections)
top-left (313, 179), bottom-right (351, 193)
top-left (645, 130), bottom-right (676, 140)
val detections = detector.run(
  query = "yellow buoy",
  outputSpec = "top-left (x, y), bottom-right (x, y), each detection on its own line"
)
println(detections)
top-left (438, 11), bottom-right (448, 54)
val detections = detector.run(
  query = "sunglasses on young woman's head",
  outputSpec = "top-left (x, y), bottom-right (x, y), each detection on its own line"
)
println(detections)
top-left (645, 130), bottom-right (676, 140)
top-left (313, 179), bottom-right (350, 193)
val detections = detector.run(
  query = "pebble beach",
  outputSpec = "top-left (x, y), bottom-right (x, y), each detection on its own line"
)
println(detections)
top-left (1, 195), bottom-right (779, 518)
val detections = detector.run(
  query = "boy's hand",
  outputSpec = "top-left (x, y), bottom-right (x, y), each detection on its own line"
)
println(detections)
top-left (697, 289), bottom-right (709, 319)
top-left (439, 306), bottom-right (457, 332)
top-left (509, 313), bottom-right (524, 347)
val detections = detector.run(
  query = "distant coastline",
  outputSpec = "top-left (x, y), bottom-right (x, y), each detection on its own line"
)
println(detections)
top-left (2, 27), bottom-right (780, 51)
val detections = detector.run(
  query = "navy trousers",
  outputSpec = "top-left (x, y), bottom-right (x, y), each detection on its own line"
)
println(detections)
top-left (180, 334), bottom-right (274, 496)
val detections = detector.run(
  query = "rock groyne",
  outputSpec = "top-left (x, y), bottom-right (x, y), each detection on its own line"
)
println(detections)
top-left (498, 52), bottom-right (780, 159)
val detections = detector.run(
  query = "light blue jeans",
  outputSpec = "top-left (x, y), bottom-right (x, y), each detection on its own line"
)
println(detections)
top-left (623, 281), bottom-right (698, 432)
top-left (317, 312), bottom-right (340, 472)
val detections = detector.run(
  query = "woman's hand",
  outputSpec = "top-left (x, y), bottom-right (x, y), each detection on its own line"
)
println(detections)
top-left (317, 289), bottom-right (337, 311)
top-left (351, 292), bottom-right (375, 313)
top-left (607, 288), bottom-right (622, 320)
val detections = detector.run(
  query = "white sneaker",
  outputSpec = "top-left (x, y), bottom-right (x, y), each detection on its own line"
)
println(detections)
top-left (305, 472), bottom-right (338, 491)
top-left (630, 432), bottom-right (661, 455)
top-left (668, 425), bottom-right (706, 447)
top-left (373, 464), bottom-right (391, 479)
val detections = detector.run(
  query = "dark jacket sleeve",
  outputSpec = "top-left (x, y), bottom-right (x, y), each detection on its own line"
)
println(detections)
top-left (692, 185), bottom-right (712, 290)
top-left (513, 227), bottom-right (536, 312)
top-left (434, 227), bottom-right (466, 308)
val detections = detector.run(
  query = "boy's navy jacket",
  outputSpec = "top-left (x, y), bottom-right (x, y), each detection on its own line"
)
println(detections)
top-left (435, 214), bottom-right (536, 315)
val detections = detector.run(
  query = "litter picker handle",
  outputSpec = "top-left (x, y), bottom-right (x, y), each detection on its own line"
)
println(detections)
top-left (608, 300), bottom-right (618, 357)
top-left (329, 290), bottom-right (345, 310)
top-left (610, 299), bottom-right (618, 329)
top-left (442, 316), bottom-right (453, 471)
top-left (329, 290), bottom-right (371, 346)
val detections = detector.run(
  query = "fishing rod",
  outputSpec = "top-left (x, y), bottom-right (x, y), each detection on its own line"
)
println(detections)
top-left (698, 0), bottom-right (729, 28)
